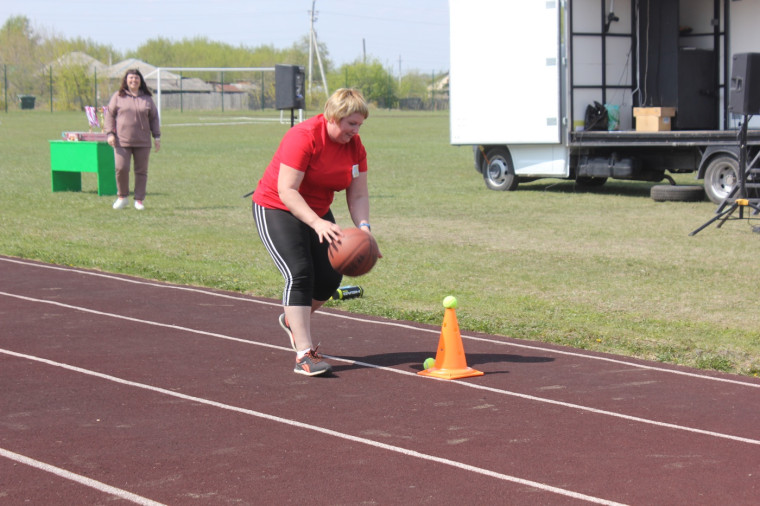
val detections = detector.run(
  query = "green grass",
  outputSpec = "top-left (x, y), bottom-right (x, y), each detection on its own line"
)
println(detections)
top-left (2, 108), bottom-right (760, 376)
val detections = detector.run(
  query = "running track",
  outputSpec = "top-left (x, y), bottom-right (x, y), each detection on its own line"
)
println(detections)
top-left (1, 255), bottom-right (758, 505)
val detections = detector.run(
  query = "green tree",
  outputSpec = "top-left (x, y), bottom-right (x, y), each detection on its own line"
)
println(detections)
top-left (0, 16), bottom-right (38, 65)
top-left (46, 36), bottom-right (121, 66)
top-left (42, 37), bottom-right (118, 110)
top-left (0, 16), bottom-right (41, 101)
top-left (329, 59), bottom-right (397, 108)
top-left (133, 37), bottom-right (177, 66)
top-left (53, 64), bottom-right (94, 111)
top-left (395, 70), bottom-right (436, 110)
top-left (399, 71), bottom-right (431, 99)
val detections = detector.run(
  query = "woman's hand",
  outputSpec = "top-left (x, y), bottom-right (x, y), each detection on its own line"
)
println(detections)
top-left (278, 163), bottom-right (338, 241)
top-left (360, 227), bottom-right (383, 258)
top-left (107, 133), bottom-right (115, 147)
top-left (313, 218), bottom-right (342, 244)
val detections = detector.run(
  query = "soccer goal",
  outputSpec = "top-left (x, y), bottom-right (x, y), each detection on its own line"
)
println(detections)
top-left (149, 66), bottom-right (285, 124)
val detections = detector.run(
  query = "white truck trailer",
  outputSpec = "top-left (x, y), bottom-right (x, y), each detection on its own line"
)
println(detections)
top-left (449, 0), bottom-right (760, 203)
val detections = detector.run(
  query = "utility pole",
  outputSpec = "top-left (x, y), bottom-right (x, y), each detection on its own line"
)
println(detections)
top-left (312, 28), bottom-right (329, 98)
top-left (306, 1), bottom-right (329, 100)
top-left (308, 0), bottom-right (316, 97)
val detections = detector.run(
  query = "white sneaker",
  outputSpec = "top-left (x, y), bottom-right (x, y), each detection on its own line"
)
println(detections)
top-left (112, 197), bottom-right (129, 210)
top-left (134, 200), bottom-right (145, 211)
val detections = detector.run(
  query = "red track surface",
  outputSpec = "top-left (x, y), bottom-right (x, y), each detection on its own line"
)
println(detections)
top-left (1, 255), bottom-right (759, 505)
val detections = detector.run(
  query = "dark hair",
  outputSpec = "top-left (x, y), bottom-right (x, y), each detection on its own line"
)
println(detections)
top-left (118, 68), bottom-right (152, 97)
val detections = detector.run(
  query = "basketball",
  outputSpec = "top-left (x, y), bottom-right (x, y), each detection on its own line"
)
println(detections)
top-left (328, 228), bottom-right (379, 277)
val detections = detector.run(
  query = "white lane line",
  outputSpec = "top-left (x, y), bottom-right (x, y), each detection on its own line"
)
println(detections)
top-left (2, 290), bottom-right (759, 447)
top-left (0, 447), bottom-right (165, 506)
top-left (2, 256), bottom-right (758, 389)
top-left (0, 348), bottom-right (626, 506)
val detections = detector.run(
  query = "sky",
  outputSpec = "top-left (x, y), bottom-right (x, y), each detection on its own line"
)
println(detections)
top-left (1, 0), bottom-right (450, 75)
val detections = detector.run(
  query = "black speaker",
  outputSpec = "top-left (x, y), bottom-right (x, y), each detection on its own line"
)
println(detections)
top-left (275, 64), bottom-right (305, 110)
top-left (729, 53), bottom-right (760, 115)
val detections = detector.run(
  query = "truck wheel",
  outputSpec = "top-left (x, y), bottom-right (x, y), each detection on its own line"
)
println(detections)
top-left (482, 148), bottom-right (518, 191)
top-left (651, 185), bottom-right (705, 202)
top-left (703, 155), bottom-right (739, 204)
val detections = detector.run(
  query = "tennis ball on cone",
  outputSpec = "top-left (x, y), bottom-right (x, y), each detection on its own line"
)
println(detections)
top-left (423, 357), bottom-right (435, 370)
top-left (442, 295), bottom-right (458, 309)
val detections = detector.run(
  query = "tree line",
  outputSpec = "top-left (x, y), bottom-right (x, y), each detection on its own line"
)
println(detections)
top-left (1, 15), bottom-right (446, 111)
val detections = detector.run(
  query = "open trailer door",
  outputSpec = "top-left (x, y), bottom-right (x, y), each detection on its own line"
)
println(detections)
top-left (449, 0), bottom-right (562, 146)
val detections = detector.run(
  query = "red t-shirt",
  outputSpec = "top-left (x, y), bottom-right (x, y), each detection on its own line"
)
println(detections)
top-left (253, 114), bottom-right (367, 217)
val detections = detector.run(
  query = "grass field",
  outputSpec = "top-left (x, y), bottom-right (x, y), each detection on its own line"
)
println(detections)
top-left (1, 108), bottom-right (759, 375)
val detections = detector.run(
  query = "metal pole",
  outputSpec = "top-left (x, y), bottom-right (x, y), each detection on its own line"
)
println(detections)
top-left (49, 66), bottom-right (53, 112)
top-left (180, 71), bottom-right (184, 113)
top-left (431, 71), bottom-right (435, 110)
top-left (221, 71), bottom-right (225, 113)
top-left (600, 0), bottom-right (607, 105)
top-left (313, 29), bottom-right (329, 98)
top-left (388, 73), bottom-right (391, 110)
top-left (308, 0), bottom-right (315, 98)
top-left (739, 115), bottom-right (748, 198)
top-left (4, 64), bottom-right (7, 113)
top-left (723, 0), bottom-right (730, 129)
top-left (157, 68), bottom-right (162, 125)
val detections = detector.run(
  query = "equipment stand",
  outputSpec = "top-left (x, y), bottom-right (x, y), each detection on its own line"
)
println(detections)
top-left (690, 114), bottom-right (760, 236)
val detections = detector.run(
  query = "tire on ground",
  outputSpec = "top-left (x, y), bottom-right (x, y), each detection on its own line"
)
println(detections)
top-left (650, 184), bottom-right (705, 202)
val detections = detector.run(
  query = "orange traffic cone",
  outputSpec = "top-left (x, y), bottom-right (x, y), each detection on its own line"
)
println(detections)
top-left (418, 297), bottom-right (484, 380)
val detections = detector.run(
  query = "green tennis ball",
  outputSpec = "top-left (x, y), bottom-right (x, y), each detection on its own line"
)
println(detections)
top-left (423, 357), bottom-right (435, 370)
top-left (442, 295), bottom-right (458, 309)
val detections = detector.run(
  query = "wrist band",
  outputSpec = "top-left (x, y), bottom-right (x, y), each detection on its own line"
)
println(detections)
top-left (360, 223), bottom-right (371, 231)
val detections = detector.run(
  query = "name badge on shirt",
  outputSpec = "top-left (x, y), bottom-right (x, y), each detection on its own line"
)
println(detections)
top-left (352, 164), bottom-right (360, 178)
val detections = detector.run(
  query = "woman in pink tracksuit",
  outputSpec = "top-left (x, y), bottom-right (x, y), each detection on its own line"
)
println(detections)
top-left (105, 68), bottom-right (161, 211)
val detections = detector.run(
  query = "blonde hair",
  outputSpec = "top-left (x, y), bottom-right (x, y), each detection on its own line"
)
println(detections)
top-left (323, 88), bottom-right (369, 122)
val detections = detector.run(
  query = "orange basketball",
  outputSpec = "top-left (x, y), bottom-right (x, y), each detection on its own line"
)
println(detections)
top-left (328, 228), bottom-right (379, 277)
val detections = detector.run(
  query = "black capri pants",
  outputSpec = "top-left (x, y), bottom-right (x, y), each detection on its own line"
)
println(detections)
top-left (253, 202), bottom-right (342, 306)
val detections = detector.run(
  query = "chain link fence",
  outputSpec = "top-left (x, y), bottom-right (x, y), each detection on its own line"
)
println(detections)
top-left (0, 63), bottom-right (281, 113)
top-left (1, 62), bottom-right (448, 113)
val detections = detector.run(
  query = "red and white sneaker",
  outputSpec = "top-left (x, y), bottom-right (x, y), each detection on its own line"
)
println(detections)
top-left (294, 348), bottom-right (332, 376)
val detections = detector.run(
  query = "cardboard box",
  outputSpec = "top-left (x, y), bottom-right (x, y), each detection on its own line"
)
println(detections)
top-left (633, 107), bottom-right (676, 132)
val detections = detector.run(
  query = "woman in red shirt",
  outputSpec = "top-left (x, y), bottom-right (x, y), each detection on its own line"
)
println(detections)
top-left (252, 88), bottom-right (378, 376)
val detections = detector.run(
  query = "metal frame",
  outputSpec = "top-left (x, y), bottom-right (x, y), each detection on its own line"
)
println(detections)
top-left (567, 0), bottom-right (728, 131)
